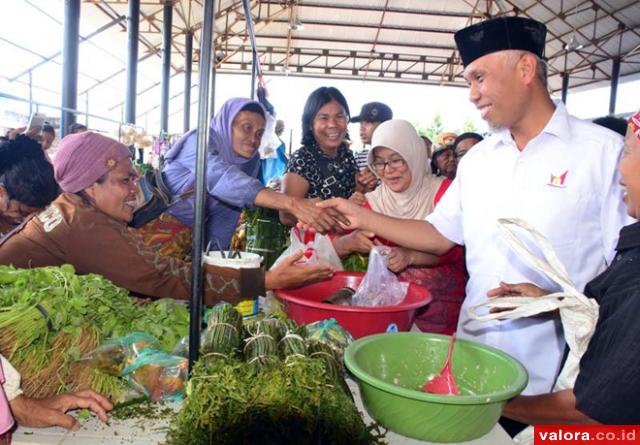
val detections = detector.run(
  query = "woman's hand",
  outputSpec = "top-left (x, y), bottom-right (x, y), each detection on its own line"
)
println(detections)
top-left (10, 390), bottom-right (113, 430)
top-left (348, 192), bottom-right (367, 206)
top-left (332, 230), bottom-right (375, 257)
top-left (289, 197), bottom-right (349, 234)
top-left (265, 250), bottom-right (334, 289)
top-left (387, 247), bottom-right (413, 273)
top-left (487, 282), bottom-right (550, 298)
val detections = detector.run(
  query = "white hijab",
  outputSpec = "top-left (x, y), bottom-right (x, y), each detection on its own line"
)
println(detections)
top-left (365, 119), bottom-right (444, 219)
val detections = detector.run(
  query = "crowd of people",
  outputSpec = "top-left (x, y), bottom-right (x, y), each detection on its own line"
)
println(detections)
top-left (0, 14), bottom-right (638, 439)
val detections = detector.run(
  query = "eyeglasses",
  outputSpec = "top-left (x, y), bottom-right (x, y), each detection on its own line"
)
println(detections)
top-left (372, 157), bottom-right (406, 172)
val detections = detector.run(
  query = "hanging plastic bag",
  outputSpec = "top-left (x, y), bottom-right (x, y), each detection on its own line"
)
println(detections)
top-left (352, 246), bottom-right (408, 307)
top-left (467, 218), bottom-right (599, 445)
top-left (271, 227), bottom-right (343, 270)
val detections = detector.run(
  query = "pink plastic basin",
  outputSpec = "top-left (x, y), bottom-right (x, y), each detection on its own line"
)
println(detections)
top-left (275, 272), bottom-right (432, 338)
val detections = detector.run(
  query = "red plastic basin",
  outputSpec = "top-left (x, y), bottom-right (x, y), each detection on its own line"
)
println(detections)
top-left (275, 272), bottom-right (432, 338)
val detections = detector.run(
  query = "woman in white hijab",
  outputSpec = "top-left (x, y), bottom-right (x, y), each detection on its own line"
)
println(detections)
top-left (333, 119), bottom-right (467, 334)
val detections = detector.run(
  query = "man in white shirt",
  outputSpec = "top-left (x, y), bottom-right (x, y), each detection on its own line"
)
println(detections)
top-left (319, 16), bottom-right (629, 397)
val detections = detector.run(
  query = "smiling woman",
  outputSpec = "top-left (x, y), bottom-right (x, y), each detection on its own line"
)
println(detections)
top-left (280, 86), bottom-right (358, 226)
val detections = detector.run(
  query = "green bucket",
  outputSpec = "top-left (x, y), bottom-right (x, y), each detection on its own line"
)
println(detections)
top-left (344, 332), bottom-right (528, 443)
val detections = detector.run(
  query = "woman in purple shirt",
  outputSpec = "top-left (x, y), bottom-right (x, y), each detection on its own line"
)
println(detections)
top-left (162, 98), bottom-right (343, 248)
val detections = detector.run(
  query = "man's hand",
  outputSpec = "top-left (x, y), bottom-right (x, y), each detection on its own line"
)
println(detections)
top-left (10, 390), bottom-right (113, 430)
top-left (486, 281), bottom-right (551, 314)
top-left (387, 247), bottom-right (413, 273)
top-left (332, 230), bottom-right (375, 257)
top-left (355, 168), bottom-right (377, 193)
top-left (313, 198), bottom-right (368, 232)
top-left (289, 197), bottom-right (349, 234)
top-left (487, 282), bottom-right (550, 298)
top-left (265, 250), bottom-right (334, 289)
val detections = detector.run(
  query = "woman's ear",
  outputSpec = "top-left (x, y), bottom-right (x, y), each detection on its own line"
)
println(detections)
top-left (83, 184), bottom-right (97, 202)
top-left (0, 186), bottom-right (9, 211)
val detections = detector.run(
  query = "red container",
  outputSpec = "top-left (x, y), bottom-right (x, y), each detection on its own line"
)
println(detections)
top-left (275, 272), bottom-right (432, 338)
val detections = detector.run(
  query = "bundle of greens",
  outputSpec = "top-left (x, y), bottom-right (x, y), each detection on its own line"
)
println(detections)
top-left (243, 206), bottom-right (290, 269)
top-left (167, 356), bottom-right (385, 445)
top-left (201, 302), bottom-right (243, 358)
top-left (0, 265), bottom-right (190, 399)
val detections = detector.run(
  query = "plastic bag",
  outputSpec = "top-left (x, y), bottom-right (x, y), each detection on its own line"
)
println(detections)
top-left (271, 227), bottom-right (343, 270)
top-left (352, 246), bottom-right (408, 307)
top-left (306, 318), bottom-right (354, 361)
top-left (122, 349), bottom-right (188, 401)
top-left (81, 332), bottom-right (160, 376)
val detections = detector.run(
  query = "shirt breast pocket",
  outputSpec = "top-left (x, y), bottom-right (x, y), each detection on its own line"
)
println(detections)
top-left (526, 186), bottom-right (595, 250)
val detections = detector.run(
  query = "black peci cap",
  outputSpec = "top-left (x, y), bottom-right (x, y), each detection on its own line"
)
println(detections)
top-left (351, 102), bottom-right (393, 123)
top-left (454, 16), bottom-right (546, 67)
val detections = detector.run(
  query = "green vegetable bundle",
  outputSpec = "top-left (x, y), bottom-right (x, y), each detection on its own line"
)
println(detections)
top-left (167, 356), bottom-right (385, 445)
top-left (0, 265), bottom-right (190, 399)
top-left (202, 302), bottom-right (243, 358)
top-left (244, 206), bottom-right (290, 269)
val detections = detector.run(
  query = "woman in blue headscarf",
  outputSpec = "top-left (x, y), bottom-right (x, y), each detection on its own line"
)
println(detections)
top-left (162, 97), bottom-right (343, 248)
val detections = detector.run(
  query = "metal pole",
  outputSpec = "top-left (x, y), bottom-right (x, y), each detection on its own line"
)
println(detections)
top-left (28, 70), bottom-right (33, 115)
top-left (160, 1), bottom-right (173, 132)
top-left (125, 0), bottom-right (140, 124)
top-left (61, 0), bottom-right (81, 138)
top-left (561, 72), bottom-right (569, 104)
top-left (189, 0), bottom-right (215, 373)
top-left (85, 92), bottom-right (89, 126)
top-left (242, 0), bottom-right (258, 99)
top-left (250, 52), bottom-right (257, 99)
top-left (183, 31), bottom-right (193, 132)
top-left (209, 61), bottom-right (217, 123)
top-left (609, 58), bottom-right (620, 115)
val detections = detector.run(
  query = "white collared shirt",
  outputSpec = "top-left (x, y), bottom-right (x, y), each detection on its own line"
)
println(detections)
top-left (427, 101), bottom-right (631, 395)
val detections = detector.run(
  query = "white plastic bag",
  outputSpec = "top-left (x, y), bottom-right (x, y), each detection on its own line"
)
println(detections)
top-left (467, 218), bottom-right (599, 445)
top-left (271, 227), bottom-right (343, 270)
top-left (352, 246), bottom-right (408, 307)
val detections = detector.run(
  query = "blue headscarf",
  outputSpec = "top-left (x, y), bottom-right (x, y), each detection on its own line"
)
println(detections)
top-left (165, 97), bottom-right (265, 175)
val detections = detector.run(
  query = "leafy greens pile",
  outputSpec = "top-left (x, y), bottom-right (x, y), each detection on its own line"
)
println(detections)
top-left (0, 264), bottom-right (189, 399)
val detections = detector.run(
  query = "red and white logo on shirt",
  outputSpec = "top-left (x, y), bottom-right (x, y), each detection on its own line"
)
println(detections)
top-left (547, 170), bottom-right (568, 188)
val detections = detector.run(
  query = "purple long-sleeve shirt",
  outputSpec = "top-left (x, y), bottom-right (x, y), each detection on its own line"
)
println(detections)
top-left (162, 98), bottom-right (265, 248)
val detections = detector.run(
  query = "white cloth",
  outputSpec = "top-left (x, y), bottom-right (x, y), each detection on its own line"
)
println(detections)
top-left (0, 355), bottom-right (23, 401)
top-left (426, 101), bottom-right (630, 395)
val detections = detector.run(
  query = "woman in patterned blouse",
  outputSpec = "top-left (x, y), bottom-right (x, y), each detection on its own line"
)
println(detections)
top-left (280, 87), bottom-right (358, 225)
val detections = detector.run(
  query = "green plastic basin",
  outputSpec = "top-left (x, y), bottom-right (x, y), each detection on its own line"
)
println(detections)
top-left (344, 332), bottom-right (528, 443)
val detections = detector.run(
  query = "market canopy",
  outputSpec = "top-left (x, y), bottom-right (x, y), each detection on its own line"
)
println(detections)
top-left (1, 0), bottom-right (639, 129)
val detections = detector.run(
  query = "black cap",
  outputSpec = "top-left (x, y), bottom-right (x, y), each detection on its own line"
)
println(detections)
top-left (454, 132), bottom-right (484, 148)
top-left (454, 17), bottom-right (546, 67)
top-left (351, 102), bottom-right (393, 123)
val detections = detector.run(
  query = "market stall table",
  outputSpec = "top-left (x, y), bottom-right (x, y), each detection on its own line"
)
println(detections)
top-left (12, 379), bottom-right (515, 445)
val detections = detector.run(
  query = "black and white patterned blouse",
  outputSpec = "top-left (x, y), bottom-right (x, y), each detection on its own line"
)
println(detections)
top-left (286, 142), bottom-right (358, 199)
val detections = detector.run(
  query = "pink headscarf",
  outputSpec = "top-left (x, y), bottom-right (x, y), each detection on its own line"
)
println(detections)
top-left (53, 132), bottom-right (131, 193)
top-left (629, 109), bottom-right (640, 141)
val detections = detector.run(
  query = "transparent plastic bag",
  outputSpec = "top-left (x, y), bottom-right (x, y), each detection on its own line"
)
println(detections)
top-left (122, 349), bottom-right (188, 401)
top-left (306, 318), bottom-right (354, 362)
top-left (271, 227), bottom-right (342, 270)
top-left (352, 246), bottom-right (408, 307)
top-left (81, 332), bottom-right (160, 376)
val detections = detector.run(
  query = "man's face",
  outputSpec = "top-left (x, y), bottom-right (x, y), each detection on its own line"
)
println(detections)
top-left (359, 121), bottom-right (381, 145)
top-left (463, 51), bottom-right (527, 130)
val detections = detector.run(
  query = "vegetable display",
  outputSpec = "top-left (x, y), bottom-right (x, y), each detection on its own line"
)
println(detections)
top-left (167, 303), bottom-right (385, 445)
top-left (0, 265), bottom-right (189, 399)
